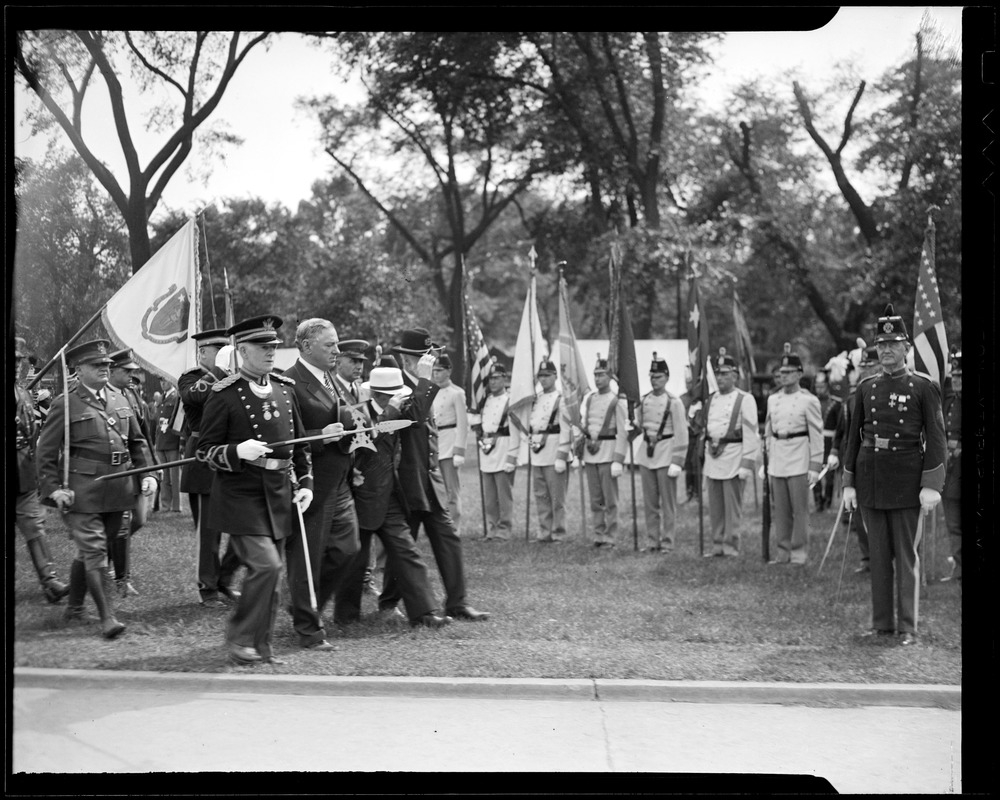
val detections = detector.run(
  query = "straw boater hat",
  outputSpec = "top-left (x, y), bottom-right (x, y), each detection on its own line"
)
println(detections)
top-left (367, 365), bottom-right (412, 398)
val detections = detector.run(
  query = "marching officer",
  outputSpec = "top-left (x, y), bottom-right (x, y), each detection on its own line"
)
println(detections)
top-left (942, 347), bottom-right (962, 581)
top-left (510, 358), bottom-right (572, 543)
top-left (702, 348), bottom-right (759, 557)
top-left (197, 314), bottom-right (314, 665)
top-left (473, 361), bottom-right (517, 541)
top-left (178, 328), bottom-right (243, 607)
top-left (634, 353), bottom-right (688, 553)
top-left (35, 339), bottom-right (157, 638)
top-left (842, 305), bottom-right (947, 645)
top-left (13, 336), bottom-right (70, 604)
top-left (580, 357), bottom-right (629, 548)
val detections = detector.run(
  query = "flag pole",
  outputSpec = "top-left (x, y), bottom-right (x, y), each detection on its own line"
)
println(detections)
top-left (524, 246), bottom-right (538, 542)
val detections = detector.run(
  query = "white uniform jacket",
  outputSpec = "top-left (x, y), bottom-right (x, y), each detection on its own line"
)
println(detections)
top-left (764, 387), bottom-right (824, 477)
top-left (634, 390), bottom-right (689, 470)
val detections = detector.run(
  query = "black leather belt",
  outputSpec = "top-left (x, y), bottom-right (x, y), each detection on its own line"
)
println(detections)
top-left (648, 433), bottom-right (674, 441)
top-left (71, 448), bottom-right (129, 465)
top-left (246, 456), bottom-right (293, 471)
top-left (588, 434), bottom-right (617, 441)
top-left (709, 436), bottom-right (742, 445)
top-left (438, 424), bottom-right (456, 430)
top-left (774, 431), bottom-right (808, 439)
top-left (862, 434), bottom-right (922, 451)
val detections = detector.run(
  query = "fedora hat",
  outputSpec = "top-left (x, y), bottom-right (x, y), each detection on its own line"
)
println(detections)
top-left (391, 327), bottom-right (440, 355)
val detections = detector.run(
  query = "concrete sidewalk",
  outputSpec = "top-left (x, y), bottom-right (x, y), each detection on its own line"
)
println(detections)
top-left (12, 668), bottom-right (961, 793)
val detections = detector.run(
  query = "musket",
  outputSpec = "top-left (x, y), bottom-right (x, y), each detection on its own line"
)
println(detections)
top-left (95, 420), bottom-right (414, 481)
top-left (761, 428), bottom-right (771, 562)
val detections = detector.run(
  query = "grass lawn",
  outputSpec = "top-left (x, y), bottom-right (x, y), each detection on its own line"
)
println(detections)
top-left (12, 460), bottom-right (961, 685)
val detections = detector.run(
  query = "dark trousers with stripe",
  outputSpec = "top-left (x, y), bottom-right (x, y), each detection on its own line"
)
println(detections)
top-left (859, 505), bottom-right (920, 634)
top-left (226, 535), bottom-right (285, 659)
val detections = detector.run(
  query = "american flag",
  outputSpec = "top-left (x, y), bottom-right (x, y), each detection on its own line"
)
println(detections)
top-left (686, 269), bottom-right (712, 404)
top-left (912, 217), bottom-right (948, 388)
top-left (464, 294), bottom-right (492, 412)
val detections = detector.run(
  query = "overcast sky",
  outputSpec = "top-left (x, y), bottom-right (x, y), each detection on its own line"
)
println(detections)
top-left (12, 8), bottom-right (965, 218)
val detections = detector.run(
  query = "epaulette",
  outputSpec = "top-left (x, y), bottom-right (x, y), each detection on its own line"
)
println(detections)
top-left (212, 373), bottom-right (242, 392)
top-left (911, 370), bottom-right (934, 384)
top-left (271, 372), bottom-right (295, 385)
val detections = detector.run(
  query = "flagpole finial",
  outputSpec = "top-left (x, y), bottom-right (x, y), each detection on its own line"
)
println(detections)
top-left (926, 204), bottom-right (940, 229)
top-left (783, 342), bottom-right (791, 355)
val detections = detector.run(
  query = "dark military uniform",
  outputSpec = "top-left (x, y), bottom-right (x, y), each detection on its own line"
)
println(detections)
top-left (942, 372), bottom-right (961, 579)
top-left (843, 365), bottom-right (946, 635)
top-left (14, 356), bottom-right (70, 603)
top-left (35, 340), bottom-right (154, 637)
top-left (197, 316), bottom-right (313, 662)
top-left (179, 360), bottom-right (241, 602)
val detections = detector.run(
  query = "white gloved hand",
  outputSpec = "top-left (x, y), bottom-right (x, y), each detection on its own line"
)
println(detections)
top-left (293, 487), bottom-right (313, 513)
top-left (919, 487), bottom-right (942, 513)
top-left (322, 422), bottom-right (346, 444)
top-left (842, 486), bottom-right (857, 512)
top-left (826, 454), bottom-right (840, 470)
top-left (807, 470), bottom-right (820, 485)
top-left (554, 459), bottom-right (567, 474)
top-left (236, 439), bottom-right (273, 461)
top-left (416, 353), bottom-right (436, 380)
top-left (571, 459), bottom-right (581, 469)
top-left (452, 454), bottom-right (465, 468)
top-left (758, 465), bottom-right (766, 481)
top-left (667, 463), bottom-right (682, 479)
top-left (737, 467), bottom-right (753, 482)
top-left (140, 477), bottom-right (158, 496)
top-left (610, 462), bottom-right (623, 479)
top-left (50, 488), bottom-right (75, 510)
top-left (503, 462), bottom-right (516, 473)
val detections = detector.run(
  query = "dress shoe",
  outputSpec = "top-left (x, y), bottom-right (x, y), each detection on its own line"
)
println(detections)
top-left (102, 618), bottom-right (126, 639)
top-left (116, 579), bottom-right (139, 598)
top-left (200, 596), bottom-right (227, 608)
top-left (861, 629), bottom-right (895, 640)
top-left (227, 643), bottom-right (263, 665)
top-left (447, 605), bottom-right (490, 622)
top-left (43, 580), bottom-right (71, 604)
top-left (64, 606), bottom-right (99, 624)
top-left (411, 613), bottom-right (452, 629)
top-left (899, 632), bottom-right (918, 646)
top-left (218, 585), bottom-right (242, 602)
top-left (302, 639), bottom-right (336, 651)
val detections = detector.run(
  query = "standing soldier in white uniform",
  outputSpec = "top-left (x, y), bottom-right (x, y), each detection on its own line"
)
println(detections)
top-left (511, 359), bottom-right (571, 543)
top-left (635, 354), bottom-right (689, 553)
top-left (473, 362), bottom-right (517, 541)
top-left (431, 353), bottom-right (469, 536)
top-left (702, 349), bottom-right (759, 557)
top-left (763, 344), bottom-right (824, 565)
top-left (580, 357), bottom-right (629, 548)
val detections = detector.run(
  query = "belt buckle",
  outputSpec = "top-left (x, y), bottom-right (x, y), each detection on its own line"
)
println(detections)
top-left (874, 436), bottom-right (889, 450)
top-left (110, 451), bottom-right (124, 466)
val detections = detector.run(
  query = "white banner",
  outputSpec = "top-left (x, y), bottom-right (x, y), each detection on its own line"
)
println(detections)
top-left (509, 274), bottom-right (548, 434)
top-left (101, 219), bottom-right (199, 386)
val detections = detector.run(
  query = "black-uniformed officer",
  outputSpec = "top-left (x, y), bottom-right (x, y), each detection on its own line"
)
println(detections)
top-left (842, 305), bottom-right (947, 645)
top-left (197, 315), bottom-right (314, 665)
top-left (106, 348), bottom-right (157, 597)
top-left (35, 339), bottom-right (157, 638)
top-left (178, 328), bottom-right (242, 607)
top-left (942, 347), bottom-right (962, 581)
top-left (13, 336), bottom-right (70, 604)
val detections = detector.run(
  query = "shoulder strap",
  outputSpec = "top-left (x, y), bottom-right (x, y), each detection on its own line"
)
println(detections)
top-left (723, 392), bottom-right (745, 441)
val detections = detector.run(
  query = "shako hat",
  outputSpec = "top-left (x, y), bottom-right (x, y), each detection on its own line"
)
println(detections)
top-left (714, 347), bottom-right (738, 373)
top-left (874, 304), bottom-right (908, 343)
top-left (537, 358), bottom-right (556, 376)
top-left (66, 339), bottom-right (113, 367)
top-left (779, 342), bottom-right (803, 370)
top-left (649, 352), bottom-right (669, 375)
top-left (487, 359), bottom-right (508, 378)
top-left (593, 354), bottom-right (610, 374)
top-left (434, 353), bottom-right (453, 370)
top-left (228, 315), bottom-right (283, 345)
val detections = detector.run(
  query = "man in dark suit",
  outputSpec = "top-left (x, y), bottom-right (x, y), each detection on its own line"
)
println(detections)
top-left (281, 318), bottom-right (359, 650)
top-left (198, 314), bottom-right (314, 665)
top-left (336, 362), bottom-right (452, 627)
top-left (380, 328), bottom-right (490, 622)
top-left (35, 339), bottom-right (157, 639)
top-left (179, 329), bottom-right (243, 607)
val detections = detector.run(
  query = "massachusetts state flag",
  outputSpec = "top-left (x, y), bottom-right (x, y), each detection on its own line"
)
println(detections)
top-left (912, 217), bottom-right (948, 388)
top-left (101, 218), bottom-right (199, 385)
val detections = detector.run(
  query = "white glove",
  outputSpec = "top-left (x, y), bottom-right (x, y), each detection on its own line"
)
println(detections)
top-left (826, 454), bottom-right (840, 470)
top-left (571, 459), bottom-right (581, 469)
top-left (322, 422), bottom-right (346, 444)
top-left (807, 470), bottom-right (819, 485)
top-left (293, 487), bottom-right (313, 513)
top-left (503, 462), bottom-right (516, 473)
top-left (554, 459), bottom-right (567, 474)
top-left (758, 465), bottom-right (765, 481)
top-left (50, 488), bottom-right (75, 510)
top-left (416, 353), bottom-right (436, 380)
top-left (140, 477), bottom-right (158, 496)
top-left (236, 439), bottom-right (273, 461)
top-left (738, 467), bottom-right (753, 482)
top-left (667, 463), bottom-right (682, 478)
top-left (842, 486), bottom-right (857, 511)
top-left (610, 462), bottom-right (623, 478)
top-left (452, 454), bottom-right (465, 468)
top-left (919, 487), bottom-right (942, 513)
